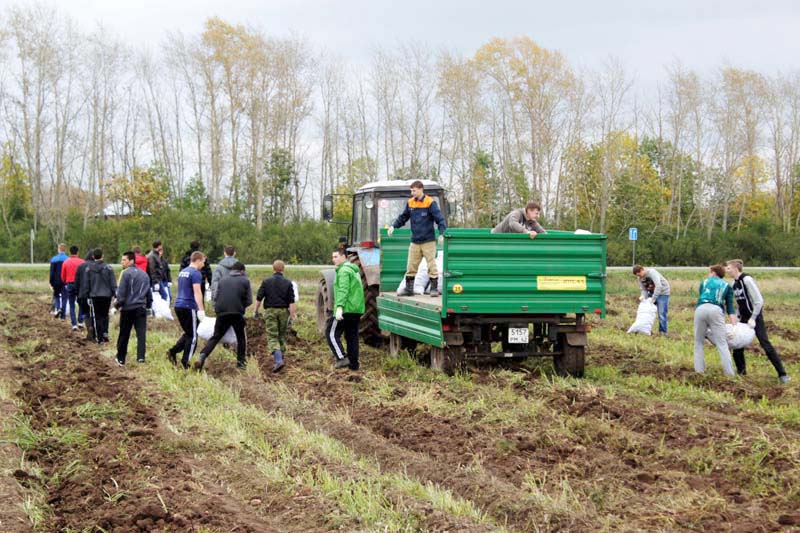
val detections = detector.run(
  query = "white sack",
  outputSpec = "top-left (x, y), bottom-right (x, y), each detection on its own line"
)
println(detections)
top-left (292, 281), bottom-right (300, 303)
top-left (396, 252), bottom-right (444, 295)
top-left (151, 291), bottom-right (174, 320)
top-left (725, 323), bottom-right (756, 350)
top-left (197, 316), bottom-right (237, 344)
top-left (627, 298), bottom-right (657, 335)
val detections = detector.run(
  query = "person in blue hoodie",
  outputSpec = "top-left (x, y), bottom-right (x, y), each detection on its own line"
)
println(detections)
top-left (693, 264), bottom-right (738, 376)
top-left (49, 243), bottom-right (68, 318)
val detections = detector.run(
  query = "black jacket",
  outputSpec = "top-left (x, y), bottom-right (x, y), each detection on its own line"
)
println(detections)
top-left (214, 271), bottom-right (253, 316)
top-left (256, 272), bottom-right (295, 308)
top-left (86, 261), bottom-right (117, 299)
top-left (115, 266), bottom-right (153, 311)
top-left (147, 251), bottom-right (165, 284)
top-left (75, 256), bottom-right (94, 300)
top-left (180, 250), bottom-right (212, 290)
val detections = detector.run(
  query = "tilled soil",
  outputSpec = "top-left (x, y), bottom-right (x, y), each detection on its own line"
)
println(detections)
top-left (232, 324), bottom-right (799, 531)
top-left (0, 293), bottom-right (329, 532)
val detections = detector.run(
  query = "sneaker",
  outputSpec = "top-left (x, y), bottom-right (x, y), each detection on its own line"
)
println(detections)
top-left (193, 354), bottom-right (207, 372)
top-left (77, 323), bottom-right (85, 329)
top-left (71, 325), bottom-right (79, 331)
top-left (779, 375), bottom-right (791, 384)
top-left (272, 361), bottom-right (285, 373)
top-left (236, 362), bottom-right (247, 370)
top-left (166, 350), bottom-right (177, 366)
top-left (334, 357), bottom-right (350, 369)
top-left (137, 358), bottom-right (145, 364)
top-left (115, 357), bottom-right (125, 366)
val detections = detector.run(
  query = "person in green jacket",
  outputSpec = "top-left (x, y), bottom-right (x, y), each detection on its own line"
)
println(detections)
top-left (326, 249), bottom-right (366, 370)
top-left (693, 264), bottom-right (738, 376)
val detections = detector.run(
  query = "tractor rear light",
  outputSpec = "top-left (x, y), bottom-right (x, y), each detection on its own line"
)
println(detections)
top-left (594, 309), bottom-right (602, 314)
top-left (442, 324), bottom-right (451, 331)
top-left (360, 241), bottom-right (375, 248)
top-left (447, 308), bottom-right (454, 314)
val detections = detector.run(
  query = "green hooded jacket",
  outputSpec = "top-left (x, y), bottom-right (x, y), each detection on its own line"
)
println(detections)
top-left (334, 261), bottom-right (365, 315)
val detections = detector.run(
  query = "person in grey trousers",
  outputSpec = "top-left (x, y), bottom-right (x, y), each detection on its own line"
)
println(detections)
top-left (693, 264), bottom-right (738, 376)
top-left (633, 264), bottom-right (671, 334)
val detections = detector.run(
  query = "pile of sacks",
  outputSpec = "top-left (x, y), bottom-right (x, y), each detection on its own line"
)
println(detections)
top-left (396, 253), bottom-right (444, 296)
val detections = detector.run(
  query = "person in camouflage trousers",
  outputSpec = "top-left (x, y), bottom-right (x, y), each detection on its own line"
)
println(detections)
top-left (254, 260), bottom-right (296, 373)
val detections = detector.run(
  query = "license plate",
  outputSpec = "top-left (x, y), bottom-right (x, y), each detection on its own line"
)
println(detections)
top-left (508, 327), bottom-right (529, 344)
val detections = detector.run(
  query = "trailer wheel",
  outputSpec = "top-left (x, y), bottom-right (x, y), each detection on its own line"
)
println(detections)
top-left (388, 333), bottom-right (402, 357)
top-left (430, 346), bottom-right (463, 375)
top-left (554, 342), bottom-right (585, 378)
top-left (315, 278), bottom-right (332, 335)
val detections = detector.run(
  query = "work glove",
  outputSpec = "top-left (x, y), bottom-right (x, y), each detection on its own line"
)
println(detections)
top-left (747, 318), bottom-right (756, 329)
top-left (438, 234), bottom-right (444, 246)
top-left (726, 329), bottom-right (735, 340)
top-left (110, 307), bottom-right (117, 316)
top-left (152, 284), bottom-right (160, 292)
top-left (146, 307), bottom-right (152, 317)
top-left (638, 295), bottom-right (644, 302)
top-left (167, 282), bottom-right (172, 287)
top-left (387, 226), bottom-right (394, 236)
top-left (335, 306), bottom-right (343, 321)
top-left (197, 310), bottom-right (206, 321)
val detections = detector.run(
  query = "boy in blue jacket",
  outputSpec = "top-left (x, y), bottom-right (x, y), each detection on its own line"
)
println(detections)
top-left (49, 243), bottom-right (68, 318)
top-left (387, 180), bottom-right (447, 297)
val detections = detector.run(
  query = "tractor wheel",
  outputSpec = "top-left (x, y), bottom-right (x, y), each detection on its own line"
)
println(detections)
top-left (430, 346), bottom-right (464, 376)
top-left (554, 335), bottom-right (585, 378)
top-left (348, 255), bottom-right (382, 345)
top-left (315, 278), bottom-right (331, 335)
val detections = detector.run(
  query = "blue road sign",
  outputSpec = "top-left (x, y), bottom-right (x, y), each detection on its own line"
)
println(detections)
top-left (629, 227), bottom-right (638, 241)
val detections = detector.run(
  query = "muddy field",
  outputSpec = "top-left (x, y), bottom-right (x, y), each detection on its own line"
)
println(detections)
top-left (1, 269), bottom-right (799, 531)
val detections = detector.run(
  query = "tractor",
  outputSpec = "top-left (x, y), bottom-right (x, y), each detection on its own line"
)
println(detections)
top-left (315, 179), bottom-right (453, 342)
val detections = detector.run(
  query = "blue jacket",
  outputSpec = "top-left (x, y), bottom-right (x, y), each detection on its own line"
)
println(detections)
top-left (49, 252), bottom-right (68, 288)
top-left (391, 195), bottom-right (447, 244)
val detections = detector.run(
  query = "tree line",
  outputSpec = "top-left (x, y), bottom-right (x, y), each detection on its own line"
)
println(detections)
top-left (0, 5), bottom-right (799, 265)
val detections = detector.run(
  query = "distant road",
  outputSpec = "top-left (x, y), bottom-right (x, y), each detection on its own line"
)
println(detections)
top-left (2, 264), bottom-right (798, 271)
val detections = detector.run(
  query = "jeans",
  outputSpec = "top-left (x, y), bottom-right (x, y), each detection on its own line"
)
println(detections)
top-left (157, 282), bottom-right (170, 305)
top-left (654, 295), bottom-right (669, 333)
top-left (65, 283), bottom-right (79, 326)
top-left (52, 285), bottom-right (66, 317)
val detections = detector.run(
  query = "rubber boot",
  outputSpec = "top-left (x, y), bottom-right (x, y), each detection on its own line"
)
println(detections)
top-left (429, 278), bottom-right (440, 297)
top-left (399, 276), bottom-right (415, 297)
top-left (272, 350), bottom-right (285, 373)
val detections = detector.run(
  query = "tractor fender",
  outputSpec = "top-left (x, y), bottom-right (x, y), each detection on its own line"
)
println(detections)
top-left (565, 332), bottom-right (588, 347)
top-left (319, 269), bottom-right (336, 312)
top-left (355, 248), bottom-right (382, 287)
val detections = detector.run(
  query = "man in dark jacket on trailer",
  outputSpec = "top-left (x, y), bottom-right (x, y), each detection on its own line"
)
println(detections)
top-left (75, 250), bottom-right (95, 340)
top-left (195, 262), bottom-right (252, 371)
top-left (180, 240), bottom-right (212, 296)
top-left (386, 180), bottom-right (447, 297)
top-left (725, 260), bottom-right (790, 384)
top-left (86, 248), bottom-right (117, 344)
top-left (253, 260), bottom-right (296, 373)
top-left (114, 251), bottom-right (153, 365)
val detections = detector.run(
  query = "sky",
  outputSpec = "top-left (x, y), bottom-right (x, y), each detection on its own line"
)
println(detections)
top-left (3, 0), bottom-right (799, 87)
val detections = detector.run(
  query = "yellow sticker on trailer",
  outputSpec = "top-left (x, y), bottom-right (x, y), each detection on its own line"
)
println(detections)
top-left (536, 276), bottom-right (587, 291)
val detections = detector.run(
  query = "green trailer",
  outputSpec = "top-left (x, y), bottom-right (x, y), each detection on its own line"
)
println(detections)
top-left (377, 228), bottom-right (607, 375)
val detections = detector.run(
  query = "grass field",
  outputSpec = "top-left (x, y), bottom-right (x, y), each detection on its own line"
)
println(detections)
top-left (0, 267), bottom-right (797, 531)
